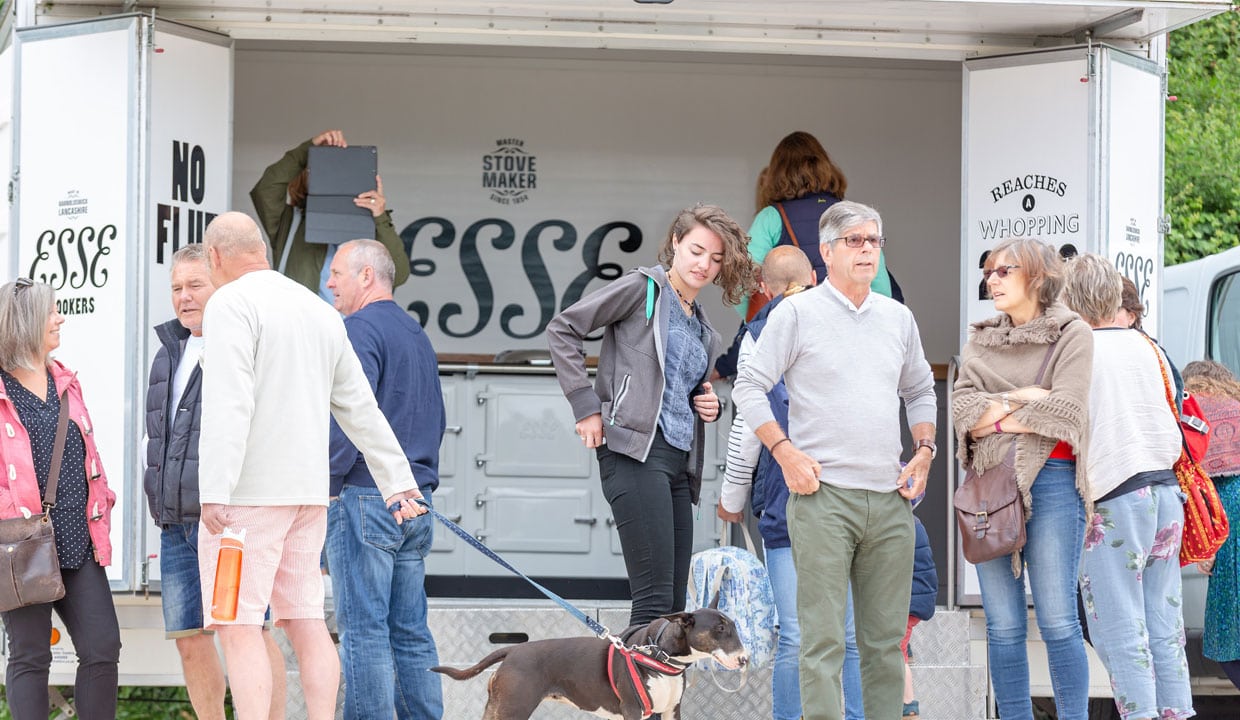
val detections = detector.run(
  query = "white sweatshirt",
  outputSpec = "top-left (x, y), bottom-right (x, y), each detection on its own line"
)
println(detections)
top-left (198, 270), bottom-right (416, 506)
top-left (1085, 328), bottom-right (1182, 501)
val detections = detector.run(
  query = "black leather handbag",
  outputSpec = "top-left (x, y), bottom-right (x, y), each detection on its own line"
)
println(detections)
top-left (0, 389), bottom-right (70, 612)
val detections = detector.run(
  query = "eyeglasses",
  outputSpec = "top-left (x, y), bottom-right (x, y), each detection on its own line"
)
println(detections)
top-left (833, 234), bottom-right (886, 249)
top-left (13, 277), bottom-right (33, 296)
top-left (983, 265), bottom-right (1021, 281)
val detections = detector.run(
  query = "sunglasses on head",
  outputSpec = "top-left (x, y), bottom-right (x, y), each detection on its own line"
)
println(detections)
top-left (982, 265), bottom-right (1021, 281)
top-left (13, 277), bottom-right (33, 296)
top-left (833, 234), bottom-right (886, 249)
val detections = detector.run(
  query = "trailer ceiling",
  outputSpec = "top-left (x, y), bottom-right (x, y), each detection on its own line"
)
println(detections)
top-left (31, 1), bottom-right (1235, 61)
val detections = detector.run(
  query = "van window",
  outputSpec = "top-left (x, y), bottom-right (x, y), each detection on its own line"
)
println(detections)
top-left (1208, 271), bottom-right (1240, 376)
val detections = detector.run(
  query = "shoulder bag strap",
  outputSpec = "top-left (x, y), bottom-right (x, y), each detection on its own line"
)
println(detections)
top-left (1139, 333), bottom-right (1179, 418)
top-left (774, 202), bottom-right (801, 249)
top-left (43, 389), bottom-right (71, 510)
top-left (1033, 339), bottom-right (1058, 386)
top-left (1138, 332), bottom-right (1194, 456)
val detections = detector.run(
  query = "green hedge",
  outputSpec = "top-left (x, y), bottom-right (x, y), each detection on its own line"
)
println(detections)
top-left (0, 685), bottom-right (226, 719)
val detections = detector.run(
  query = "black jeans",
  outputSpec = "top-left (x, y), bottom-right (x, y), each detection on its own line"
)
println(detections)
top-left (597, 429), bottom-right (694, 627)
top-left (1, 556), bottom-right (120, 720)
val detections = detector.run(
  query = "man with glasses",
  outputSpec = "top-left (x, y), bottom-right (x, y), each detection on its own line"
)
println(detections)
top-left (732, 200), bottom-right (937, 720)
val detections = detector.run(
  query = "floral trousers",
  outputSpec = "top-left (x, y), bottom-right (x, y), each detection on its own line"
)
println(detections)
top-left (1079, 483), bottom-right (1194, 720)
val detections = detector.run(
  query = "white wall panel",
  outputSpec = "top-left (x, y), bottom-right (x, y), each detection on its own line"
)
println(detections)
top-left (231, 49), bottom-right (962, 362)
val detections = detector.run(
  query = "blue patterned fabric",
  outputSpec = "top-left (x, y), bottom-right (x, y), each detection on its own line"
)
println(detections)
top-left (1079, 484), bottom-right (1192, 720)
top-left (686, 543), bottom-right (777, 669)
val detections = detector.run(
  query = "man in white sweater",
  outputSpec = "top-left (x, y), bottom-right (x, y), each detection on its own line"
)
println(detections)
top-left (732, 201), bottom-right (937, 720)
top-left (197, 212), bottom-right (426, 720)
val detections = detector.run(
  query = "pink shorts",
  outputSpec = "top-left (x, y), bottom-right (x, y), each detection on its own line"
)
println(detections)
top-left (199, 505), bottom-right (326, 627)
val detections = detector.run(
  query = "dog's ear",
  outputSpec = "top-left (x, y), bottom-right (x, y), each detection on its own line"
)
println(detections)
top-left (660, 611), bottom-right (695, 628)
top-left (709, 589), bottom-right (721, 610)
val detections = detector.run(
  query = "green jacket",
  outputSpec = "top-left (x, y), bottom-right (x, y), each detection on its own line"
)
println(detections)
top-left (250, 139), bottom-right (410, 292)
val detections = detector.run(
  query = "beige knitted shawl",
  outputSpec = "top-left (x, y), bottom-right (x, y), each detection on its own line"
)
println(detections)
top-left (953, 303), bottom-right (1094, 521)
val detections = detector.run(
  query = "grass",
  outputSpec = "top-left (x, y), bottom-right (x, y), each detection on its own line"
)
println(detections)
top-left (0, 685), bottom-right (226, 719)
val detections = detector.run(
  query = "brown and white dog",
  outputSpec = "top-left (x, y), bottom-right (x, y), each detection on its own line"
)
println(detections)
top-left (432, 607), bottom-right (747, 720)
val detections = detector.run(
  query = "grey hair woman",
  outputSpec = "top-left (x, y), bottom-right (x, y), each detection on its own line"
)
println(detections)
top-left (951, 238), bottom-right (1093, 720)
top-left (1060, 253), bottom-right (1192, 720)
top-left (0, 278), bottom-right (120, 720)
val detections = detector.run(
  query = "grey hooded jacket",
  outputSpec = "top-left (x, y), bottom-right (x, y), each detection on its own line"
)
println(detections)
top-left (546, 265), bottom-right (722, 503)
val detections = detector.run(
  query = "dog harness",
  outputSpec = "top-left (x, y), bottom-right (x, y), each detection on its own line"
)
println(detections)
top-left (607, 643), bottom-right (687, 717)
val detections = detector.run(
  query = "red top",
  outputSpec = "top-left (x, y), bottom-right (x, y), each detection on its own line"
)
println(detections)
top-left (1049, 440), bottom-right (1075, 460)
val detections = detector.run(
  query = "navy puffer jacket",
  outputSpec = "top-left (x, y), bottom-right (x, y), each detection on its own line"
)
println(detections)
top-left (748, 296), bottom-right (792, 549)
top-left (144, 319), bottom-right (202, 526)
top-left (910, 516), bottom-right (938, 621)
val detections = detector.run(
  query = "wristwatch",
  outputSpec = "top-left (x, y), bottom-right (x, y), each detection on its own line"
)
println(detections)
top-left (1000, 392), bottom-right (1012, 413)
top-left (914, 439), bottom-right (937, 459)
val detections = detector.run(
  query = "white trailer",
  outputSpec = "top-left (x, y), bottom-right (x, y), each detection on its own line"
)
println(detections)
top-left (1, 2), bottom-right (1236, 718)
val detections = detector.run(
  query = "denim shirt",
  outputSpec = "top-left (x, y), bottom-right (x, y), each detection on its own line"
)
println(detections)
top-left (658, 296), bottom-right (708, 451)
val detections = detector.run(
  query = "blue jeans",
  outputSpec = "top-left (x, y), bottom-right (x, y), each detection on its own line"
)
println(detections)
top-left (326, 485), bottom-right (443, 720)
top-left (844, 589), bottom-right (863, 720)
top-left (767, 546), bottom-right (802, 720)
top-left (975, 459), bottom-right (1088, 720)
top-left (1080, 484), bottom-right (1192, 719)
top-left (160, 522), bottom-right (207, 635)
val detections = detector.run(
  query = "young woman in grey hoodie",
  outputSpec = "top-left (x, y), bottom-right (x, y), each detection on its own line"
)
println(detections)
top-left (546, 204), bottom-right (756, 626)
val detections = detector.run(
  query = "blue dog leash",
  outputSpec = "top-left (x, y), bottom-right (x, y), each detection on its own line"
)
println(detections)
top-left (400, 499), bottom-right (612, 640)
top-left (400, 498), bottom-right (694, 703)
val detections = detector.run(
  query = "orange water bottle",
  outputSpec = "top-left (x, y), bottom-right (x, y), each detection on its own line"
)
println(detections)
top-left (210, 528), bottom-right (245, 622)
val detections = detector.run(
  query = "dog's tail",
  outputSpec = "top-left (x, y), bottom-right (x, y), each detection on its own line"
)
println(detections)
top-left (431, 648), bottom-right (512, 681)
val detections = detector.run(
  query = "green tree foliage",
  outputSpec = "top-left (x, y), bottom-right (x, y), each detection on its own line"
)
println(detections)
top-left (1166, 10), bottom-right (1240, 265)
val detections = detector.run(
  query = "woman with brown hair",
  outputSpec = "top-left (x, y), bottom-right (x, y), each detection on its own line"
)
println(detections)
top-left (1114, 276), bottom-right (1146, 330)
top-left (952, 237), bottom-right (1093, 720)
top-left (1182, 359), bottom-right (1240, 691)
top-left (546, 204), bottom-right (756, 626)
top-left (741, 131), bottom-right (900, 319)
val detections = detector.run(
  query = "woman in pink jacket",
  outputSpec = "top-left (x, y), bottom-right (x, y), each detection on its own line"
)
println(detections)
top-left (0, 278), bottom-right (119, 720)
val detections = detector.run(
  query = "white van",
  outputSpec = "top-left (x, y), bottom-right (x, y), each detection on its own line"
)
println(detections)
top-left (1163, 246), bottom-right (1240, 374)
